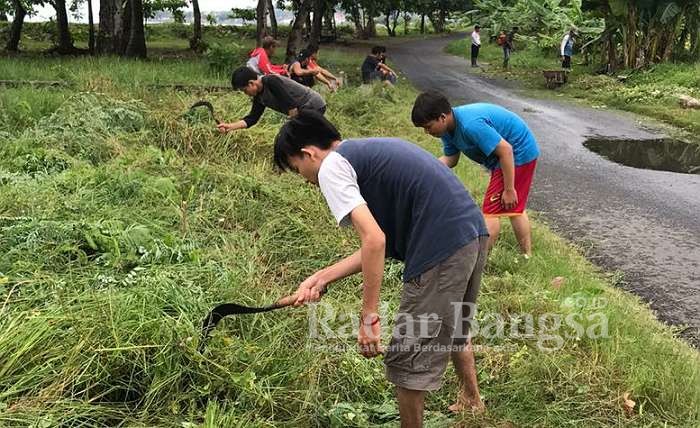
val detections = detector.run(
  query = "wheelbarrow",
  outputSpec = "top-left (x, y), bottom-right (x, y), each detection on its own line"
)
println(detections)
top-left (542, 70), bottom-right (568, 89)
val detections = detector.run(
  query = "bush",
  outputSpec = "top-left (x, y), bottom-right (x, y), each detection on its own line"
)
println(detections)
top-left (204, 42), bottom-right (246, 74)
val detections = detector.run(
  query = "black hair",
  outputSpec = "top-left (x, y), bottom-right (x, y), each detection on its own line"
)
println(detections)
top-left (274, 110), bottom-right (342, 171)
top-left (231, 66), bottom-right (258, 89)
top-left (305, 44), bottom-right (319, 55)
top-left (411, 91), bottom-right (452, 126)
top-left (475, 25), bottom-right (480, 29)
top-left (371, 45), bottom-right (383, 55)
top-left (297, 47), bottom-right (312, 62)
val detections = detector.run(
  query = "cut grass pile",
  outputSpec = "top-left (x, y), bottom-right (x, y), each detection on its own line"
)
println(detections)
top-left (0, 45), bottom-right (699, 427)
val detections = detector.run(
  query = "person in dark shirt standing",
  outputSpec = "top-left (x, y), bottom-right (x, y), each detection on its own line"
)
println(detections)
top-left (217, 67), bottom-right (326, 134)
top-left (503, 26), bottom-right (518, 70)
top-left (275, 111), bottom-right (489, 426)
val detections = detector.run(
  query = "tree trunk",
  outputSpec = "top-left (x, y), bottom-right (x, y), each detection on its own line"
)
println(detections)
top-left (52, 0), bottom-right (76, 53)
top-left (97, 0), bottom-right (128, 54)
top-left (403, 13), bottom-right (410, 35)
top-left (286, 0), bottom-right (311, 60)
top-left (119, 0), bottom-right (131, 54)
top-left (87, 0), bottom-right (95, 53)
top-left (0, 11), bottom-right (8, 21)
top-left (622, 2), bottom-right (638, 68)
top-left (391, 10), bottom-right (399, 36)
top-left (267, 0), bottom-right (277, 38)
top-left (97, 0), bottom-right (115, 53)
top-left (606, 27), bottom-right (617, 73)
top-left (428, 9), bottom-right (446, 33)
top-left (362, 5), bottom-right (376, 39)
top-left (349, 4), bottom-right (364, 38)
top-left (255, 0), bottom-right (266, 46)
top-left (420, 13), bottom-right (425, 34)
top-left (331, 8), bottom-right (337, 39)
top-left (384, 10), bottom-right (392, 37)
top-left (189, 0), bottom-right (202, 51)
top-left (5, 0), bottom-right (26, 52)
top-left (304, 10), bottom-right (311, 38)
top-left (322, 6), bottom-right (333, 37)
top-left (309, 0), bottom-right (323, 45)
top-left (124, 0), bottom-right (146, 58)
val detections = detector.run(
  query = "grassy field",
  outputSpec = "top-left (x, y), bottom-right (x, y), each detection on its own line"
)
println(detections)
top-left (1, 35), bottom-right (700, 427)
top-left (446, 37), bottom-right (700, 141)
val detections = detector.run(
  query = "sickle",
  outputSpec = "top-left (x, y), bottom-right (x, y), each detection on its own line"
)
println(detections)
top-left (197, 293), bottom-right (299, 353)
top-left (186, 100), bottom-right (221, 124)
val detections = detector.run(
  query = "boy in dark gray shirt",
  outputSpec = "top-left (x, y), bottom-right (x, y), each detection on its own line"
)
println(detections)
top-left (274, 111), bottom-right (489, 426)
top-left (217, 67), bottom-right (326, 133)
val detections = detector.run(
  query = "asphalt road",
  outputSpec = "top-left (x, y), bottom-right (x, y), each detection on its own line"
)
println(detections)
top-left (390, 35), bottom-right (700, 346)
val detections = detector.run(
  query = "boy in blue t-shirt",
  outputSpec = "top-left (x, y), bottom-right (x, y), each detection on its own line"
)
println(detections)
top-left (411, 91), bottom-right (540, 257)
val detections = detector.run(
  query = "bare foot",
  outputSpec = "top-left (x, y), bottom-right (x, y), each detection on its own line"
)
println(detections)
top-left (448, 398), bottom-right (485, 414)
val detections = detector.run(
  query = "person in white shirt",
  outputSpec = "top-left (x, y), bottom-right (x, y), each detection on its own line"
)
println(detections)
top-left (560, 28), bottom-right (577, 70)
top-left (470, 25), bottom-right (481, 67)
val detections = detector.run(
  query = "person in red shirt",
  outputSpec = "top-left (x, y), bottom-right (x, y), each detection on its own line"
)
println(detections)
top-left (306, 45), bottom-right (343, 91)
top-left (289, 45), bottom-right (343, 91)
top-left (247, 36), bottom-right (288, 76)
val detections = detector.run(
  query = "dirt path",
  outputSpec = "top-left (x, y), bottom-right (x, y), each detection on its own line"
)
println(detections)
top-left (390, 35), bottom-right (700, 346)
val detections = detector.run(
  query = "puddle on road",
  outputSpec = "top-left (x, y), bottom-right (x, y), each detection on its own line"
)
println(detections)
top-left (583, 137), bottom-right (700, 174)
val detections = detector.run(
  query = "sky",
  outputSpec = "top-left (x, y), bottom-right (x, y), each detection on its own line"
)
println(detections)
top-left (25, 0), bottom-right (258, 22)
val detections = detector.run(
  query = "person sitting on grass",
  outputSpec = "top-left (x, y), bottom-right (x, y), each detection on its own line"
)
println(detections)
top-left (216, 67), bottom-right (326, 134)
top-left (247, 36), bottom-right (288, 76)
top-left (411, 91), bottom-right (540, 257)
top-left (377, 46), bottom-right (399, 84)
top-left (275, 110), bottom-right (489, 427)
top-left (289, 48), bottom-right (320, 88)
top-left (306, 44), bottom-right (343, 91)
top-left (361, 45), bottom-right (397, 85)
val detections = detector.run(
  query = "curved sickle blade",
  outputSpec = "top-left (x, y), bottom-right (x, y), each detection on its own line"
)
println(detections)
top-left (197, 303), bottom-right (277, 353)
top-left (196, 292), bottom-right (317, 353)
top-left (187, 100), bottom-right (220, 124)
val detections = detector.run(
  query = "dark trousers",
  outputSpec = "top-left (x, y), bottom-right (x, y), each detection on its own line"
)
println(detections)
top-left (471, 44), bottom-right (480, 66)
top-left (503, 47), bottom-right (511, 69)
top-left (562, 55), bottom-right (572, 69)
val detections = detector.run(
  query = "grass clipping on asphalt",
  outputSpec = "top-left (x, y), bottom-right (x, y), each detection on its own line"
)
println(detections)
top-left (0, 54), bottom-right (699, 427)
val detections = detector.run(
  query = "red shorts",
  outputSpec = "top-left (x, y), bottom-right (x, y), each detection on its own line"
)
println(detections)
top-left (482, 159), bottom-right (537, 216)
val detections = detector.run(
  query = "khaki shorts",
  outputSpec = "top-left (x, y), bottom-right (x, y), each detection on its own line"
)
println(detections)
top-left (384, 236), bottom-right (488, 391)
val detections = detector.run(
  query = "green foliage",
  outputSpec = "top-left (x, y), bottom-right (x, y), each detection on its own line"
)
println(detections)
top-left (204, 42), bottom-right (246, 74)
top-left (468, 0), bottom-right (604, 50)
top-left (143, 0), bottom-right (188, 20)
top-left (228, 7), bottom-right (256, 24)
top-left (0, 46), bottom-right (699, 427)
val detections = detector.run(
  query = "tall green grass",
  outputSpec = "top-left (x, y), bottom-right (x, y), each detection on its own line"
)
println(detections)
top-left (0, 47), bottom-right (699, 427)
